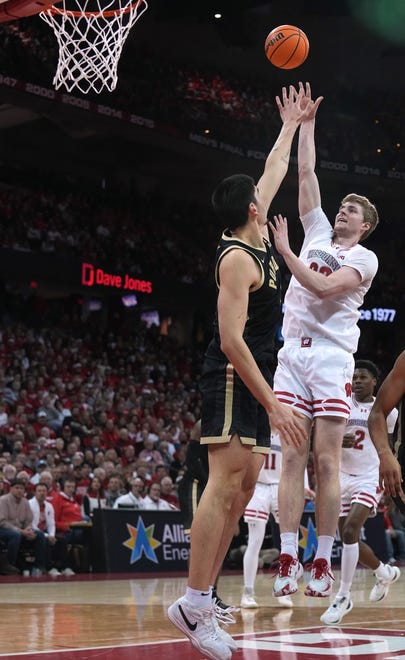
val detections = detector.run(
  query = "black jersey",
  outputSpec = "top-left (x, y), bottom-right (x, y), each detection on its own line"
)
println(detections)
top-left (205, 230), bottom-right (281, 363)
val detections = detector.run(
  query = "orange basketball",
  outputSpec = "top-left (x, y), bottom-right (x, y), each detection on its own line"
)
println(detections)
top-left (264, 25), bottom-right (309, 69)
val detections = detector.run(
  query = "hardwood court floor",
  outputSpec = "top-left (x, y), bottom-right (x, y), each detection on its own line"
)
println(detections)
top-left (0, 567), bottom-right (404, 659)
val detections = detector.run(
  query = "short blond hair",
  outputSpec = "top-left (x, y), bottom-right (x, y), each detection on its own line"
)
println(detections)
top-left (341, 193), bottom-right (379, 241)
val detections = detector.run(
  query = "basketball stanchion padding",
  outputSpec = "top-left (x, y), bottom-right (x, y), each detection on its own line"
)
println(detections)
top-left (40, 0), bottom-right (148, 94)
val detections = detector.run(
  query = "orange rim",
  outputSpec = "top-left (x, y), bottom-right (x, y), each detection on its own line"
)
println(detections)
top-left (47, 0), bottom-right (143, 18)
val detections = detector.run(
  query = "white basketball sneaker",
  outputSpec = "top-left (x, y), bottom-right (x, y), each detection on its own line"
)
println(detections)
top-left (273, 553), bottom-right (303, 596)
top-left (277, 595), bottom-right (293, 608)
top-left (211, 611), bottom-right (238, 652)
top-left (320, 595), bottom-right (353, 625)
top-left (304, 558), bottom-right (334, 597)
top-left (241, 589), bottom-right (258, 609)
top-left (168, 596), bottom-right (232, 660)
top-left (369, 565), bottom-right (401, 602)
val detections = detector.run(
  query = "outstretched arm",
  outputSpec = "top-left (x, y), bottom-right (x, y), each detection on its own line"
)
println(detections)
top-left (368, 351), bottom-right (405, 497)
top-left (257, 83), bottom-right (317, 215)
top-left (298, 82), bottom-right (323, 216)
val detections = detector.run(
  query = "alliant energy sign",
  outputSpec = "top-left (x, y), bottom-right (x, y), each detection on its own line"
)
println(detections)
top-left (81, 262), bottom-right (152, 293)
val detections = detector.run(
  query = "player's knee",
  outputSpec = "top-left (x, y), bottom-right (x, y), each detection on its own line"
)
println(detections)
top-left (282, 447), bottom-right (306, 473)
top-left (315, 453), bottom-right (339, 479)
top-left (341, 521), bottom-right (360, 544)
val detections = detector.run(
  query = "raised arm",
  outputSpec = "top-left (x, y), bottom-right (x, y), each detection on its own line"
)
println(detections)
top-left (368, 351), bottom-right (405, 498)
top-left (298, 82), bottom-right (323, 216)
top-left (257, 84), bottom-right (316, 215)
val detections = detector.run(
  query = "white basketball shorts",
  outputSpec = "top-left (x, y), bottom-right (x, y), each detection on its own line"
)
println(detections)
top-left (274, 339), bottom-right (354, 420)
top-left (244, 482), bottom-right (279, 524)
top-left (339, 470), bottom-right (382, 517)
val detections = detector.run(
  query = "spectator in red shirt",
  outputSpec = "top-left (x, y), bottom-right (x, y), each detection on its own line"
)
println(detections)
top-left (52, 477), bottom-right (90, 573)
top-left (53, 477), bottom-right (84, 535)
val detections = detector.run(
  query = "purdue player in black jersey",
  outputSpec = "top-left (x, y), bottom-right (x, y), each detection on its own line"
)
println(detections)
top-left (168, 84), bottom-right (310, 660)
top-left (369, 350), bottom-right (405, 512)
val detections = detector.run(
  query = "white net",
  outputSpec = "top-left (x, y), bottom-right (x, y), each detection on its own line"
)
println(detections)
top-left (40, 0), bottom-right (148, 94)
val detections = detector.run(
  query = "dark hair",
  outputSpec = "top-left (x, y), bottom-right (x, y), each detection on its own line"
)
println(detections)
top-left (35, 482), bottom-right (49, 492)
top-left (354, 360), bottom-right (380, 380)
top-left (62, 477), bottom-right (76, 488)
top-left (10, 478), bottom-right (26, 488)
top-left (211, 174), bottom-right (256, 230)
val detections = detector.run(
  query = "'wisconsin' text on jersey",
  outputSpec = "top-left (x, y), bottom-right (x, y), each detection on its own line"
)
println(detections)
top-left (307, 249), bottom-right (341, 271)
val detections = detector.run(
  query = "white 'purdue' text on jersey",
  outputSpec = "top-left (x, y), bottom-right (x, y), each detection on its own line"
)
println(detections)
top-left (341, 395), bottom-right (398, 477)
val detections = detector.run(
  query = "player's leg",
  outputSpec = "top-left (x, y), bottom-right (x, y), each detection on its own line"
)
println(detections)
top-left (305, 415), bottom-right (345, 597)
top-left (305, 346), bottom-right (354, 597)
top-left (340, 483), bottom-right (400, 604)
top-left (321, 503), bottom-right (368, 625)
top-left (275, 431), bottom-right (310, 595)
top-left (241, 519), bottom-right (267, 607)
top-left (357, 495), bottom-right (402, 603)
top-left (188, 436), bottom-right (253, 591)
top-left (168, 435), bottom-right (249, 659)
top-left (274, 344), bottom-right (312, 596)
top-left (207, 448), bottom-right (263, 652)
top-left (210, 450), bottom-right (264, 589)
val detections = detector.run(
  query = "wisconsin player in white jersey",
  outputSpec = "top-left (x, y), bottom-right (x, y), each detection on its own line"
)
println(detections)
top-left (269, 83), bottom-right (380, 600)
top-left (320, 361), bottom-right (400, 625)
top-left (241, 435), bottom-right (315, 609)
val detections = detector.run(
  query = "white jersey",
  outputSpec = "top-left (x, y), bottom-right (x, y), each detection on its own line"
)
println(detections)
top-left (257, 438), bottom-right (282, 485)
top-left (282, 207), bottom-right (378, 353)
top-left (341, 395), bottom-right (398, 477)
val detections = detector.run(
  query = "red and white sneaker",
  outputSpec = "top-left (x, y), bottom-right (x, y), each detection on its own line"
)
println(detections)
top-left (273, 554), bottom-right (303, 597)
top-left (304, 559), bottom-right (334, 597)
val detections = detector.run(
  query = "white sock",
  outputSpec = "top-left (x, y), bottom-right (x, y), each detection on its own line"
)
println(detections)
top-left (280, 532), bottom-right (298, 558)
top-left (337, 542), bottom-right (358, 597)
top-left (186, 586), bottom-right (212, 609)
top-left (314, 535), bottom-right (334, 563)
top-left (243, 520), bottom-right (266, 591)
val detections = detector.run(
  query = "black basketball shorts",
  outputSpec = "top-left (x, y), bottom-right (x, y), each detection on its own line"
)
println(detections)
top-left (199, 358), bottom-right (272, 454)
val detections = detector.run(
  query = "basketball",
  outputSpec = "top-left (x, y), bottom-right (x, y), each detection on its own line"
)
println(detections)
top-left (264, 25), bottom-right (309, 69)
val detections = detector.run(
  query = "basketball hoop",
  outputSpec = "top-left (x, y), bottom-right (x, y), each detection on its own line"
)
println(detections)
top-left (40, 0), bottom-right (148, 94)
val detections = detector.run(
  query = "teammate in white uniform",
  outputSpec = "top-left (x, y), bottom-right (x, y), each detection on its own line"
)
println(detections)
top-left (320, 361), bottom-right (400, 625)
top-left (270, 83), bottom-right (380, 600)
top-left (241, 435), bottom-right (315, 608)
